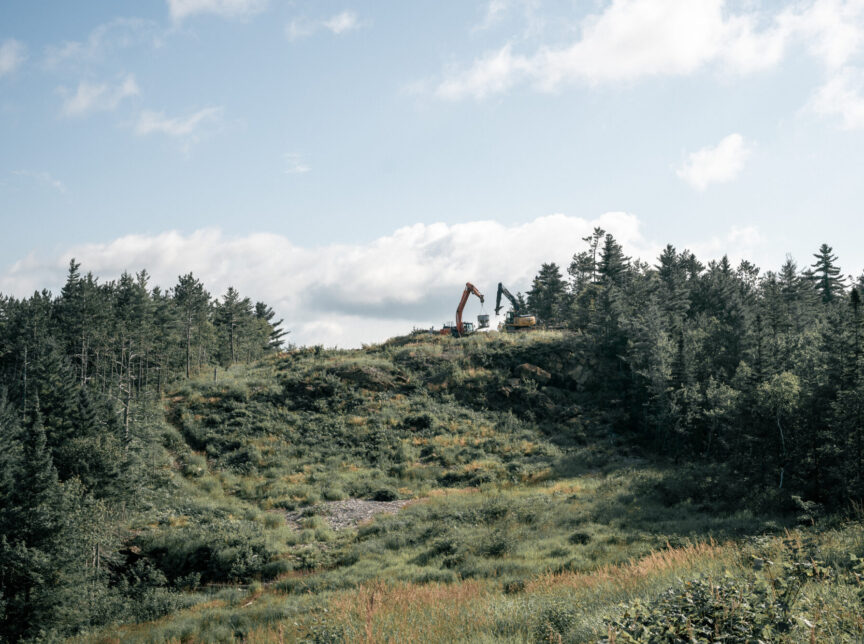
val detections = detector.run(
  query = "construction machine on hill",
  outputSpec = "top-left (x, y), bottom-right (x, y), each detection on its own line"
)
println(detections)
top-left (494, 282), bottom-right (537, 332)
top-left (440, 282), bottom-right (488, 337)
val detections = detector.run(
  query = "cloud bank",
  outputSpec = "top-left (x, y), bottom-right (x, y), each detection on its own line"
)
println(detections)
top-left (0, 214), bottom-right (779, 348)
top-left (0, 213), bottom-right (660, 347)
top-left (430, 0), bottom-right (864, 100)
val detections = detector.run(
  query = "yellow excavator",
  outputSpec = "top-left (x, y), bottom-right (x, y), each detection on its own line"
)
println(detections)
top-left (494, 282), bottom-right (537, 332)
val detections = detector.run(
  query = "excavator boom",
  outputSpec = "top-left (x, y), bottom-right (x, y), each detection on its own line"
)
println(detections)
top-left (494, 282), bottom-right (537, 332)
top-left (494, 282), bottom-right (520, 316)
top-left (455, 282), bottom-right (484, 336)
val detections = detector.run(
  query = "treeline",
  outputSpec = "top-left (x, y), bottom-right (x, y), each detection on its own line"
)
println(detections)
top-left (520, 230), bottom-right (864, 509)
top-left (0, 262), bottom-right (286, 641)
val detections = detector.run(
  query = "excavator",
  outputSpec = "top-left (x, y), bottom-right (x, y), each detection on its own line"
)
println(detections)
top-left (440, 282), bottom-right (488, 337)
top-left (494, 282), bottom-right (537, 332)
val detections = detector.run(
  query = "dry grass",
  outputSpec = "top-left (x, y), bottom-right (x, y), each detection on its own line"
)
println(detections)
top-left (237, 541), bottom-right (734, 644)
top-left (525, 540), bottom-right (722, 595)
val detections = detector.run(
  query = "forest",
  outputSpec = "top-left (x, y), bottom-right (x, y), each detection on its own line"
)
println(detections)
top-left (1, 235), bottom-right (863, 642)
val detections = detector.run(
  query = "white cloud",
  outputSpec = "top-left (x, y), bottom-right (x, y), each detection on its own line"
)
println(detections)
top-left (475, 0), bottom-right (509, 32)
top-left (676, 133), bottom-right (752, 190)
top-left (284, 153), bottom-right (310, 175)
top-left (323, 11), bottom-right (360, 35)
top-left (784, 0), bottom-right (864, 69)
top-left (285, 20), bottom-right (315, 42)
top-left (135, 106), bottom-right (223, 137)
top-left (167, 0), bottom-right (267, 21)
top-left (688, 225), bottom-right (763, 266)
top-left (808, 66), bottom-right (864, 128)
top-left (43, 19), bottom-right (163, 69)
top-left (59, 75), bottom-right (140, 117)
top-left (0, 213), bottom-right (655, 347)
top-left (0, 39), bottom-right (27, 77)
top-left (430, 0), bottom-right (864, 100)
top-left (286, 10), bottom-right (366, 41)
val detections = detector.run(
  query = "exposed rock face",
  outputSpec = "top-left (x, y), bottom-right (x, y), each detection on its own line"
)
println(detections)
top-left (517, 363), bottom-right (552, 384)
top-left (284, 498), bottom-right (411, 530)
top-left (331, 364), bottom-right (408, 391)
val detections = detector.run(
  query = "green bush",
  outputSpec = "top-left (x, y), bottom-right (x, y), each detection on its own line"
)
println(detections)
top-left (136, 519), bottom-right (284, 583)
top-left (322, 485), bottom-right (346, 501)
top-left (533, 601), bottom-right (578, 642)
top-left (601, 554), bottom-right (829, 644)
top-left (371, 486), bottom-right (399, 501)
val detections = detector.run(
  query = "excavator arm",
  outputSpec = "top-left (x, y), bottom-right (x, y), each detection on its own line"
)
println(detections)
top-left (494, 282), bottom-right (521, 316)
top-left (456, 282), bottom-right (484, 336)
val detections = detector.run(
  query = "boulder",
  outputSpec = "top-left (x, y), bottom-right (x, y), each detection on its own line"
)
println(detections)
top-left (517, 363), bottom-right (552, 384)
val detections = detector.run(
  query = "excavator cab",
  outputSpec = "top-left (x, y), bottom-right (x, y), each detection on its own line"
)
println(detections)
top-left (441, 282), bottom-right (485, 337)
top-left (495, 282), bottom-right (537, 332)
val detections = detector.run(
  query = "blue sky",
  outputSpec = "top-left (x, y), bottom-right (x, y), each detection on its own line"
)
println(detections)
top-left (1, 0), bottom-right (863, 346)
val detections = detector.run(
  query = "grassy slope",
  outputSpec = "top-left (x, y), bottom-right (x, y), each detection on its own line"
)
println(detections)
top-left (84, 332), bottom-right (864, 643)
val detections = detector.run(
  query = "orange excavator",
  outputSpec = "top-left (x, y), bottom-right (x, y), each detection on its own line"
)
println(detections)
top-left (440, 282), bottom-right (488, 337)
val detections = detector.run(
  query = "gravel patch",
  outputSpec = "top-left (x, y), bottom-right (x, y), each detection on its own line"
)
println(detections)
top-left (284, 498), bottom-right (411, 531)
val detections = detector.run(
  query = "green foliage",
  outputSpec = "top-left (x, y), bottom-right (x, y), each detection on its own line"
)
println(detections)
top-left (602, 536), bottom-right (840, 644)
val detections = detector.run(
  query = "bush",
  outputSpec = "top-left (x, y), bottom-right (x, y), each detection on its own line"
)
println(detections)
top-left (480, 530), bottom-right (516, 558)
top-left (370, 487), bottom-right (399, 501)
top-left (601, 558), bottom-right (827, 644)
top-left (533, 601), bottom-right (578, 641)
top-left (322, 486), bottom-right (346, 501)
top-left (136, 519), bottom-right (283, 584)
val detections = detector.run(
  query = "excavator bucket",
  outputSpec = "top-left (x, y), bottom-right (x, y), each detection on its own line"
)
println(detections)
top-left (477, 314), bottom-right (490, 329)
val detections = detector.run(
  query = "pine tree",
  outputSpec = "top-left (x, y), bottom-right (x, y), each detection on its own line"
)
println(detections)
top-left (527, 263), bottom-right (569, 324)
top-left (216, 287), bottom-right (254, 365)
top-left (173, 274), bottom-right (210, 378)
top-left (568, 227), bottom-right (605, 292)
top-left (656, 244), bottom-right (691, 329)
top-left (598, 234), bottom-right (629, 286)
top-left (254, 302), bottom-right (288, 351)
top-left (811, 243), bottom-right (845, 303)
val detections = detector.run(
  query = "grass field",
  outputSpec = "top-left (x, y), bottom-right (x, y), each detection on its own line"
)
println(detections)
top-left (80, 332), bottom-right (864, 642)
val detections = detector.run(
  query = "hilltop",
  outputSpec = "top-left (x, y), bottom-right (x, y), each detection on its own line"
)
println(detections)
top-left (77, 331), bottom-right (864, 642)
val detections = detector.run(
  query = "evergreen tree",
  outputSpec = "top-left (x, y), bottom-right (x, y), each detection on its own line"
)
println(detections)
top-left (254, 302), bottom-right (288, 351)
top-left (568, 226), bottom-right (605, 292)
top-left (527, 263), bottom-right (569, 324)
top-left (173, 274), bottom-right (210, 379)
top-left (810, 243), bottom-right (845, 303)
top-left (215, 287), bottom-right (253, 365)
top-left (598, 234), bottom-right (629, 286)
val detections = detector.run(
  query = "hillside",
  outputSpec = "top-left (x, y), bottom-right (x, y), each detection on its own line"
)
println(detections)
top-left (77, 331), bottom-right (864, 643)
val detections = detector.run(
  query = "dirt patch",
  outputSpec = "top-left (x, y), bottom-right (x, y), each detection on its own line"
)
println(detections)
top-left (284, 498), bottom-right (411, 531)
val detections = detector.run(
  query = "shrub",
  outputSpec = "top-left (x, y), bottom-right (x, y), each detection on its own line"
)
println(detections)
top-left (601, 555), bottom-right (828, 644)
top-left (480, 530), bottom-right (516, 558)
top-left (136, 519), bottom-right (283, 584)
top-left (322, 486), bottom-right (346, 501)
top-left (370, 487), bottom-right (399, 501)
top-left (533, 601), bottom-right (578, 641)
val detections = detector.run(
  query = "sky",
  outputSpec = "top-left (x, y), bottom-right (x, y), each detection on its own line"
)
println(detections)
top-left (1, 0), bottom-right (863, 347)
